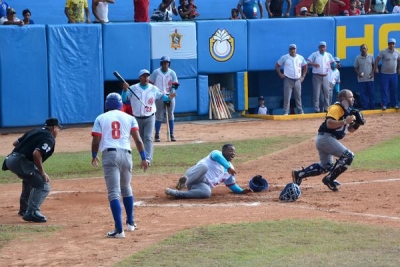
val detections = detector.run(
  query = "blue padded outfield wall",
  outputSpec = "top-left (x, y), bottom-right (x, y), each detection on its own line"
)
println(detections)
top-left (1, 15), bottom-right (400, 127)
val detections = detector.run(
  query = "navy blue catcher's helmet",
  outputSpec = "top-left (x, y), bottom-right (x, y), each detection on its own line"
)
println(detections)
top-left (249, 175), bottom-right (268, 192)
top-left (105, 93), bottom-right (123, 111)
top-left (279, 183), bottom-right (301, 202)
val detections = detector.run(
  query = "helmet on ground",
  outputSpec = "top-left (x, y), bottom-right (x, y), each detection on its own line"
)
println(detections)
top-left (279, 183), bottom-right (301, 202)
top-left (105, 93), bottom-right (122, 111)
top-left (160, 56), bottom-right (171, 66)
top-left (249, 175), bottom-right (268, 192)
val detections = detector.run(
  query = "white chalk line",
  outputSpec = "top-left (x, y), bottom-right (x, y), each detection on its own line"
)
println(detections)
top-left (47, 178), bottom-right (400, 221)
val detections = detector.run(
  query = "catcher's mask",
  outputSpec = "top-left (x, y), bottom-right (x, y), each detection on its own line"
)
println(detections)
top-left (105, 93), bottom-right (123, 111)
top-left (249, 175), bottom-right (268, 192)
top-left (279, 183), bottom-right (301, 202)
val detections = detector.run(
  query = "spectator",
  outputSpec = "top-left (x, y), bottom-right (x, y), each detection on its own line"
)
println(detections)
top-left (254, 96), bottom-right (268, 114)
top-left (0, 0), bottom-right (8, 18)
top-left (92, 0), bottom-right (114, 23)
top-left (343, 9), bottom-right (350, 14)
top-left (348, 0), bottom-right (361, 14)
top-left (357, 0), bottom-right (371, 13)
top-left (151, 0), bottom-right (178, 21)
top-left (310, 0), bottom-right (345, 16)
top-left (65, 0), bottom-right (91, 23)
top-left (238, 0), bottom-right (264, 19)
top-left (328, 57), bottom-right (341, 105)
top-left (337, 0), bottom-right (359, 15)
top-left (0, 7), bottom-right (24, 26)
top-left (22, 9), bottom-right (34, 24)
top-left (392, 0), bottom-right (400, 12)
top-left (370, 0), bottom-right (389, 13)
top-left (307, 41), bottom-right (335, 113)
top-left (230, 8), bottom-right (241, 19)
top-left (177, 0), bottom-right (191, 19)
top-left (265, 0), bottom-right (291, 18)
top-left (354, 44), bottom-right (375, 110)
top-left (276, 44), bottom-right (308, 115)
top-left (150, 56), bottom-right (179, 142)
top-left (374, 38), bottom-right (400, 110)
top-left (134, 0), bottom-right (150, 22)
top-left (297, 6), bottom-right (317, 16)
top-left (121, 69), bottom-right (176, 165)
top-left (186, 0), bottom-right (199, 18)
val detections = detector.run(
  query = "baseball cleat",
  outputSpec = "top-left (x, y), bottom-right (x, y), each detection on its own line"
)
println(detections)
top-left (126, 222), bottom-right (137, 232)
top-left (170, 134), bottom-right (176, 142)
top-left (23, 211), bottom-right (47, 223)
top-left (322, 177), bottom-right (338, 192)
top-left (292, 170), bottom-right (302, 186)
top-left (107, 229), bottom-right (125, 238)
top-left (165, 188), bottom-right (179, 197)
top-left (176, 176), bottom-right (187, 190)
top-left (155, 133), bottom-right (160, 142)
top-left (333, 180), bottom-right (341, 186)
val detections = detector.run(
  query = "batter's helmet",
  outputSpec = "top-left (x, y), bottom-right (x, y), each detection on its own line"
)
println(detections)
top-left (279, 183), bottom-right (301, 202)
top-left (105, 93), bottom-right (123, 111)
top-left (249, 175), bottom-right (268, 192)
top-left (160, 56), bottom-right (171, 66)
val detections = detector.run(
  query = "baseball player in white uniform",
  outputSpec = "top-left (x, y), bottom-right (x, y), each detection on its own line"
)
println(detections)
top-left (91, 93), bottom-right (148, 238)
top-left (121, 69), bottom-right (176, 165)
top-left (150, 56), bottom-right (179, 142)
top-left (307, 41), bottom-right (335, 113)
top-left (275, 43), bottom-right (308, 115)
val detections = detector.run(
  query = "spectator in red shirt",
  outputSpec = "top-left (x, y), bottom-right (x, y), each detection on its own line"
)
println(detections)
top-left (348, 0), bottom-right (361, 15)
top-left (134, 0), bottom-right (149, 22)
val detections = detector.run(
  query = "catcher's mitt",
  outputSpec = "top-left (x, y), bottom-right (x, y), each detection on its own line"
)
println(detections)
top-left (248, 175), bottom-right (268, 192)
top-left (350, 109), bottom-right (366, 128)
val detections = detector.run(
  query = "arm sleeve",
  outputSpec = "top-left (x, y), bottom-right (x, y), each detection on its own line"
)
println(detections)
top-left (223, 175), bottom-right (244, 194)
top-left (121, 90), bottom-right (128, 102)
top-left (210, 150), bottom-right (231, 169)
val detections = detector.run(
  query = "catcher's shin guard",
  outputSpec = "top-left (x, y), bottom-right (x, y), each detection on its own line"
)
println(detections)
top-left (325, 150), bottom-right (354, 181)
top-left (299, 163), bottom-right (326, 178)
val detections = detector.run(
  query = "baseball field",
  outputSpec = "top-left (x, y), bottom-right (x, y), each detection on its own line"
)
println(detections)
top-left (0, 112), bottom-right (400, 266)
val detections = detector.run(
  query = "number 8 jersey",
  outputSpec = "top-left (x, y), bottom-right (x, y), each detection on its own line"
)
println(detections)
top-left (92, 109), bottom-right (139, 153)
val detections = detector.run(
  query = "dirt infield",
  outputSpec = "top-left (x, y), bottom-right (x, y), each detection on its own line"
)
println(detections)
top-left (1, 113), bottom-right (400, 266)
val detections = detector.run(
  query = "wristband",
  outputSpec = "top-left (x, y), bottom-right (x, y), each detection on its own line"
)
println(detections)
top-left (92, 152), bottom-right (98, 158)
top-left (139, 151), bottom-right (146, 161)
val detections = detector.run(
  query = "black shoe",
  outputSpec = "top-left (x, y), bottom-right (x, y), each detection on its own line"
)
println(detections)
top-left (292, 170), bottom-right (302, 186)
top-left (176, 176), bottom-right (187, 190)
top-left (18, 210), bottom-right (26, 216)
top-left (170, 134), bottom-right (176, 142)
top-left (23, 211), bottom-right (47, 223)
top-left (322, 176), bottom-right (338, 192)
top-left (155, 133), bottom-right (160, 142)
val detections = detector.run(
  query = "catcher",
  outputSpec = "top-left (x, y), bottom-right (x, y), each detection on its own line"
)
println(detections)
top-left (292, 89), bottom-right (366, 191)
top-left (165, 143), bottom-right (252, 199)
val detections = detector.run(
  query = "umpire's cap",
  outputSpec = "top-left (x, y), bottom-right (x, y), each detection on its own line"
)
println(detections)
top-left (45, 118), bottom-right (62, 127)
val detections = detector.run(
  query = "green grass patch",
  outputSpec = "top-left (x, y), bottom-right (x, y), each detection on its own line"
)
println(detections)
top-left (0, 136), bottom-right (310, 184)
top-left (115, 219), bottom-right (400, 267)
top-left (352, 135), bottom-right (400, 170)
top-left (0, 224), bottom-right (61, 249)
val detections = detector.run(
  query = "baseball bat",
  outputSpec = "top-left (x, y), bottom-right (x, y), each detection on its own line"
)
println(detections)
top-left (113, 71), bottom-right (148, 108)
top-left (165, 104), bottom-right (171, 142)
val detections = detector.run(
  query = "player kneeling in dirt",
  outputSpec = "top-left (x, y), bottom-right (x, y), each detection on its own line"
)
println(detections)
top-left (292, 89), bottom-right (366, 192)
top-left (165, 143), bottom-right (252, 199)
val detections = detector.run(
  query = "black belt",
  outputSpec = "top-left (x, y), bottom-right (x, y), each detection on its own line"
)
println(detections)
top-left (106, 148), bottom-right (131, 154)
top-left (135, 113), bottom-right (154, 119)
top-left (318, 132), bottom-right (337, 139)
top-left (314, 73), bottom-right (327, 77)
top-left (285, 76), bottom-right (300, 81)
top-left (11, 152), bottom-right (26, 158)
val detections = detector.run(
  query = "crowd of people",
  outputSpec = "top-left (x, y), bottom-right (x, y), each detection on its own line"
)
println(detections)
top-left (2, 0), bottom-right (400, 25)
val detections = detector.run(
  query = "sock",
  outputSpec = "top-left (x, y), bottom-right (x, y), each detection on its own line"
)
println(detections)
top-left (109, 199), bottom-right (123, 232)
top-left (169, 120), bottom-right (174, 135)
top-left (123, 196), bottom-right (134, 225)
top-left (155, 120), bottom-right (162, 134)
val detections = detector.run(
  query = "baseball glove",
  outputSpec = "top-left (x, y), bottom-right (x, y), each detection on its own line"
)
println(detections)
top-left (350, 109), bottom-right (366, 129)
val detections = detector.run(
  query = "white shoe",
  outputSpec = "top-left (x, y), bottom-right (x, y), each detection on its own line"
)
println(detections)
top-left (126, 222), bottom-right (137, 232)
top-left (107, 229), bottom-right (125, 238)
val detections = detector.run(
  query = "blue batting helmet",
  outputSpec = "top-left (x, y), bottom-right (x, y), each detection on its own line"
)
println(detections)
top-left (249, 175), bottom-right (268, 192)
top-left (160, 56), bottom-right (171, 66)
top-left (279, 183), bottom-right (301, 202)
top-left (105, 93), bottom-right (123, 111)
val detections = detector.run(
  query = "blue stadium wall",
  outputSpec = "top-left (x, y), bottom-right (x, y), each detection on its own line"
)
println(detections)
top-left (1, 14), bottom-right (400, 127)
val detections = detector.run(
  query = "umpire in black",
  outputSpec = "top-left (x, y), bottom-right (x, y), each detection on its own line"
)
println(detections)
top-left (2, 118), bottom-right (61, 222)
